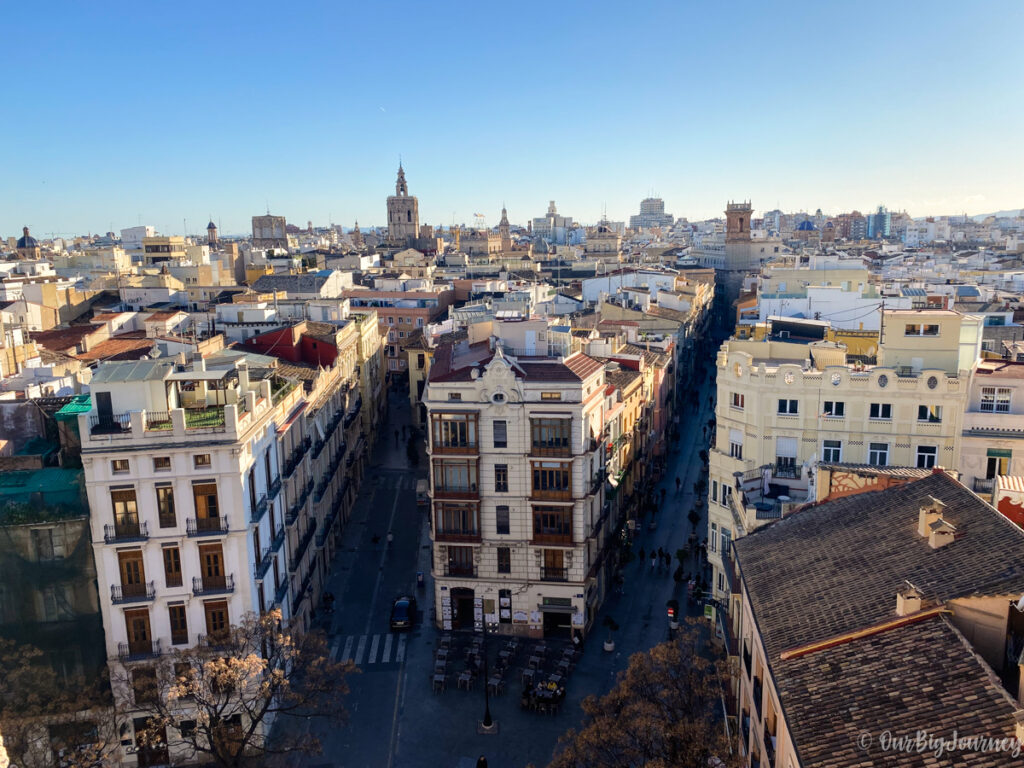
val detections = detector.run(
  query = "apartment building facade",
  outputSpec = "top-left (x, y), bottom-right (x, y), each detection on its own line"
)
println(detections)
top-left (77, 345), bottom-right (369, 765)
top-left (960, 359), bottom-right (1024, 502)
top-left (424, 343), bottom-right (611, 639)
top-left (707, 310), bottom-right (980, 608)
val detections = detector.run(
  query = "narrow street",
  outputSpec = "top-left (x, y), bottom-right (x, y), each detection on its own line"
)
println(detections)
top-left (297, 358), bottom-right (719, 768)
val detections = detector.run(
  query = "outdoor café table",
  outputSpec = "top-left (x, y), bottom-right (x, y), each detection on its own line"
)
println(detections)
top-left (487, 675), bottom-right (503, 695)
top-left (498, 649), bottom-right (511, 664)
top-left (521, 668), bottom-right (535, 687)
top-left (528, 655), bottom-right (541, 669)
top-left (434, 660), bottom-right (447, 674)
top-left (435, 648), bottom-right (448, 662)
top-left (432, 674), bottom-right (446, 693)
top-left (458, 671), bottom-right (474, 690)
top-left (557, 659), bottom-right (571, 674)
top-left (548, 673), bottom-right (563, 686)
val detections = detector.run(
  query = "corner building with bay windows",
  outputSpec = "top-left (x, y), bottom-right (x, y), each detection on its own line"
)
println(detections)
top-left (424, 340), bottom-right (610, 639)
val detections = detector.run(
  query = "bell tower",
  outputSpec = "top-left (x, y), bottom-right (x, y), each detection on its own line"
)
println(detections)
top-left (385, 163), bottom-right (420, 243)
top-left (499, 205), bottom-right (511, 251)
top-left (725, 201), bottom-right (753, 243)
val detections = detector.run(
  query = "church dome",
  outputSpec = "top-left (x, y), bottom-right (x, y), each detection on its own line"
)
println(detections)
top-left (796, 220), bottom-right (817, 231)
top-left (16, 227), bottom-right (38, 249)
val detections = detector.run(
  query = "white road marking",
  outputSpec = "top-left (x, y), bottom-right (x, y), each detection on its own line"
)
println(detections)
top-left (354, 635), bottom-right (367, 665)
top-left (341, 635), bottom-right (355, 663)
top-left (396, 634), bottom-right (407, 662)
top-left (368, 634), bottom-right (380, 663)
top-left (382, 633), bottom-right (393, 663)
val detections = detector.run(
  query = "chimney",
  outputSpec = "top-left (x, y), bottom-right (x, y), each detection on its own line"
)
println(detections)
top-left (917, 496), bottom-right (946, 538)
top-left (895, 582), bottom-right (923, 616)
top-left (928, 518), bottom-right (956, 549)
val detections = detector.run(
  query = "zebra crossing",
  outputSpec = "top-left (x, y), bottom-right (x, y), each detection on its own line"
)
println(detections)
top-left (332, 632), bottom-right (408, 667)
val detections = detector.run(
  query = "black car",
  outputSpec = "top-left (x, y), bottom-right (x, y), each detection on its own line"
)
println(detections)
top-left (389, 595), bottom-right (417, 631)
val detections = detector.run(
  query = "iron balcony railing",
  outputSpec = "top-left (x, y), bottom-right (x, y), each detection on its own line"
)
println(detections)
top-left (90, 413), bottom-right (131, 435)
top-left (251, 494), bottom-right (269, 524)
top-left (111, 581), bottom-right (155, 604)
top-left (118, 639), bottom-right (161, 661)
top-left (973, 477), bottom-right (996, 494)
top-left (273, 579), bottom-right (289, 608)
top-left (267, 477), bottom-right (282, 501)
top-left (540, 566), bottom-right (569, 582)
top-left (186, 516), bottom-right (229, 536)
top-left (104, 520), bottom-right (149, 544)
top-left (290, 521), bottom-right (317, 571)
top-left (192, 574), bottom-right (235, 596)
top-left (443, 563), bottom-right (477, 578)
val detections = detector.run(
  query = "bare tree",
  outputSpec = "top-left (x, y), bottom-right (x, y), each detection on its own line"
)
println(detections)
top-left (120, 609), bottom-right (354, 768)
top-left (0, 638), bottom-right (115, 768)
top-left (547, 620), bottom-right (737, 768)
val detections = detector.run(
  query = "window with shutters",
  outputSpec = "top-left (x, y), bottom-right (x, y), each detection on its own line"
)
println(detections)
top-left (163, 547), bottom-right (182, 588)
top-left (156, 484), bottom-right (176, 528)
top-left (495, 505), bottom-right (510, 535)
top-left (497, 547), bottom-right (511, 574)
top-left (168, 604), bottom-right (188, 645)
top-left (493, 420), bottom-right (507, 448)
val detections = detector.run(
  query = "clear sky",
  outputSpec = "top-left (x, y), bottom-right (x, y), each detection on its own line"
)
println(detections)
top-left (4, 0), bottom-right (1022, 238)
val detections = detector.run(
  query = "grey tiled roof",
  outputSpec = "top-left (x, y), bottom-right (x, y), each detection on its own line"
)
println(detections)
top-left (781, 616), bottom-right (1021, 767)
top-left (735, 473), bottom-right (1024, 658)
top-left (734, 473), bottom-right (1024, 767)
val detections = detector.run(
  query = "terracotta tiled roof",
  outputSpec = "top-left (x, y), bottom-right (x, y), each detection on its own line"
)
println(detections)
top-left (31, 324), bottom-right (105, 353)
top-left (302, 321), bottom-right (340, 345)
top-left (77, 336), bottom-right (157, 362)
top-left (816, 463), bottom-right (937, 479)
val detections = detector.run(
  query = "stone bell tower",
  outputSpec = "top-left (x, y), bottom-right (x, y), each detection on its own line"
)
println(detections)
top-left (725, 201), bottom-right (752, 243)
top-left (386, 163), bottom-right (420, 244)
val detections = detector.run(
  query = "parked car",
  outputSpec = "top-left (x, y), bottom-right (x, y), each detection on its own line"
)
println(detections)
top-left (390, 595), bottom-right (417, 630)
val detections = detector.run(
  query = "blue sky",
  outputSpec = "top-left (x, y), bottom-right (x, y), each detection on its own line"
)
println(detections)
top-left (4, 0), bottom-right (1022, 237)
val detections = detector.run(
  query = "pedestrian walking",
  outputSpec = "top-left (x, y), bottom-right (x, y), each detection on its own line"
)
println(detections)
top-left (637, 546), bottom-right (646, 564)
top-left (386, 531), bottom-right (394, 548)
top-left (663, 552), bottom-right (671, 570)
top-left (650, 552), bottom-right (657, 571)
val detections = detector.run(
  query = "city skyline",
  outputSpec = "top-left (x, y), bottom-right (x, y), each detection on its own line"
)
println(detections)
top-left (4, 0), bottom-right (1022, 235)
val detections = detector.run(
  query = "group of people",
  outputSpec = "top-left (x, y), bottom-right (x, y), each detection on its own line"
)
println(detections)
top-left (640, 546), bottom-right (673, 572)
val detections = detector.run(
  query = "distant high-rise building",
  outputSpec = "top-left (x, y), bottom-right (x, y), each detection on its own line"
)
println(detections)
top-left (252, 214), bottom-right (288, 249)
top-left (386, 163), bottom-right (420, 243)
top-left (867, 205), bottom-right (891, 239)
top-left (629, 197), bottom-right (674, 229)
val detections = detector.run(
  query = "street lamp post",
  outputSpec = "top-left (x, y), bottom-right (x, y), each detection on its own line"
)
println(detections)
top-left (478, 610), bottom-right (498, 734)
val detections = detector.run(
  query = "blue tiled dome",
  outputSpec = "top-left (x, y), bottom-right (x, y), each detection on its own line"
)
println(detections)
top-left (796, 220), bottom-right (817, 231)
top-left (16, 227), bottom-right (38, 249)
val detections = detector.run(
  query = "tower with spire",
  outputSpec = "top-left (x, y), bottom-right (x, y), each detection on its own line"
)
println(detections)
top-left (206, 219), bottom-right (218, 247)
top-left (499, 205), bottom-right (511, 251)
top-left (386, 162), bottom-right (419, 243)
